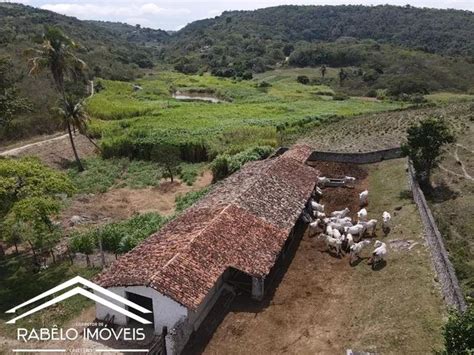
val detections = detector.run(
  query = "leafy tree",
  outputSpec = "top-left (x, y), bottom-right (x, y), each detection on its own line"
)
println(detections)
top-left (401, 118), bottom-right (455, 188)
top-left (338, 68), bottom-right (348, 86)
top-left (0, 157), bottom-right (75, 259)
top-left (57, 96), bottom-right (101, 151)
top-left (283, 43), bottom-right (294, 57)
top-left (28, 26), bottom-right (87, 171)
top-left (0, 57), bottom-right (30, 128)
top-left (151, 145), bottom-right (181, 182)
top-left (320, 65), bottom-right (327, 78)
top-left (440, 306), bottom-right (474, 355)
top-left (70, 233), bottom-right (95, 267)
top-left (2, 197), bottom-right (61, 265)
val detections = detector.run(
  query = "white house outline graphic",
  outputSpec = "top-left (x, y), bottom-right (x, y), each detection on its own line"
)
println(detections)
top-left (5, 276), bottom-right (152, 325)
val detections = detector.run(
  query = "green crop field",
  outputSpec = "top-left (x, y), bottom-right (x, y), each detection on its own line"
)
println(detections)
top-left (87, 71), bottom-right (405, 162)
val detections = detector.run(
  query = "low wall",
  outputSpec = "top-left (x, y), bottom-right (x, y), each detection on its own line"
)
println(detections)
top-left (307, 147), bottom-right (402, 164)
top-left (407, 161), bottom-right (466, 312)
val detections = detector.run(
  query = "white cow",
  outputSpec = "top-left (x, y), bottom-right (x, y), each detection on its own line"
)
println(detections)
top-left (330, 208), bottom-right (350, 218)
top-left (343, 176), bottom-right (356, 186)
top-left (359, 190), bottom-right (369, 206)
top-left (326, 225), bottom-right (333, 237)
top-left (357, 208), bottom-right (368, 223)
top-left (350, 239), bottom-right (371, 263)
top-left (346, 233), bottom-right (354, 248)
top-left (328, 222), bottom-right (345, 232)
top-left (371, 240), bottom-right (388, 266)
top-left (345, 224), bottom-right (366, 237)
top-left (311, 201), bottom-right (324, 212)
top-left (315, 186), bottom-right (323, 196)
top-left (321, 234), bottom-right (342, 256)
top-left (308, 220), bottom-right (321, 236)
top-left (314, 211), bottom-right (326, 219)
top-left (382, 211), bottom-right (391, 235)
top-left (332, 228), bottom-right (342, 240)
top-left (318, 177), bottom-right (330, 186)
top-left (360, 219), bottom-right (377, 237)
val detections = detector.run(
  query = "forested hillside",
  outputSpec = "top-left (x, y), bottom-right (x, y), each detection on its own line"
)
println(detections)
top-left (0, 3), bottom-right (168, 141)
top-left (172, 5), bottom-right (474, 58)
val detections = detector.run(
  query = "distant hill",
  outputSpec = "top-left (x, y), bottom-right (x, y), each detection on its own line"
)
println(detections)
top-left (166, 5), bottom-right (474, 96)
top-left (84, 20), bottom-right (170, 46)
top-left (173, 5), bottom-right (474, 57)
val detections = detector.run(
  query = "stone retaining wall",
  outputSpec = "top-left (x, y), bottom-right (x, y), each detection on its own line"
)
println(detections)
top-left (407, 161), bottom-right (466, 311)
top-left (307, 147), bottom-right (402, 164)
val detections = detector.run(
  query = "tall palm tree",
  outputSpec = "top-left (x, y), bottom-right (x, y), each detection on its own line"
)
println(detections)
top-left (58, 96), bottom-right (101, 152)
top-left (28, 26), bottom-right (86, 171)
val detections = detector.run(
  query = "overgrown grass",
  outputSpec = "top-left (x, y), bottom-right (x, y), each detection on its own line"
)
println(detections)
top-left (179, 162), bottom-right (207, 186)
top-left (68, 157), bottom-right (129, 193)
top-left (426, 92), bottom-right (474, 104)
top-left (70, 212), bottom-right (168, 256)
top-left (86, 71), bottom-right (405, 162)
top-left (68, 157), bottom-right (207, 193)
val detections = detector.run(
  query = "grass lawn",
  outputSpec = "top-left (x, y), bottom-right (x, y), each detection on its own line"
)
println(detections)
top-left (345, 159), bottom-right (445, 353)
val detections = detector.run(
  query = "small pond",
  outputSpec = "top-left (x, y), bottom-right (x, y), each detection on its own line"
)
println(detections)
top-left (172, 91), bottom-right (222, 103)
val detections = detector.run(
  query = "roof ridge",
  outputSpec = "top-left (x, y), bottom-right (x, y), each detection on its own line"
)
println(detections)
top-left (147, 156), bottom-right (284, 289)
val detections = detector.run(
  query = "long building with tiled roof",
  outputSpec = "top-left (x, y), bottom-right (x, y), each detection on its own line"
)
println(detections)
top-left (93, 145), bottom-right (319, 354)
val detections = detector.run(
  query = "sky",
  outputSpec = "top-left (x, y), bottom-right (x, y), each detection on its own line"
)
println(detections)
top-left (3, 0), bottom-right (474, 30)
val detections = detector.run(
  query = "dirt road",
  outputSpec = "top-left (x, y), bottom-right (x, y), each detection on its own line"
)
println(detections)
top-left (0, 133), bottom-right (96, 169)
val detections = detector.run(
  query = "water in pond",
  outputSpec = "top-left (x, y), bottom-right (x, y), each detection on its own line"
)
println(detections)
top-left (172, 91), bottom-right (221, 103)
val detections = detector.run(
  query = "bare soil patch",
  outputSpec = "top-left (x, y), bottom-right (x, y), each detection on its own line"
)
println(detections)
top-left (60, 171), bottom-right (213, 229)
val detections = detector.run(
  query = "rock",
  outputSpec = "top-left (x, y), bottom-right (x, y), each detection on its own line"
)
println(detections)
top-left (434, 276), bottom-right (439, 283)
top-left (394, 206), bottom-right (403, 211)
top-left (70, 215), bottom-right (85, 226)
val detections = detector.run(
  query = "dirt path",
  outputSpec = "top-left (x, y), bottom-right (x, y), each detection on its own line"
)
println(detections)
top-left (439, 146), bottom-right (474, 181)
top-left (0, 133), bottom-right (96, 169)
top-left (0, 133), bottom-right (69, 156)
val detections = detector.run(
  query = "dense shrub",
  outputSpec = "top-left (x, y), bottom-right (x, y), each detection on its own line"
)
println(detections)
top-left (333, 92), bottom-right (349, 101)
top-left (210, 145), bottom-right (274, 181)
top-left (101, 138), bottom-right (209, 163)
top-left (241, 71), bottom-right (253, 80)
top-left (387, 77), bottom-right (429, 96)
top-left (71, 213), bottom-right (167, 257)
top-left (297, 75), bottom-right (310, 85)
top-left (440, 306), bottom-right (474, 355)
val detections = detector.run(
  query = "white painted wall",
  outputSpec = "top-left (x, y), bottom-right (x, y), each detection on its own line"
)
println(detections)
top-left (95, 286), bottom-right (188, 334)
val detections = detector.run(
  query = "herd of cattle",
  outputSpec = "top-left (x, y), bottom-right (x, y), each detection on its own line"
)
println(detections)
top-left (305, 176), bottom-right (390, 269)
